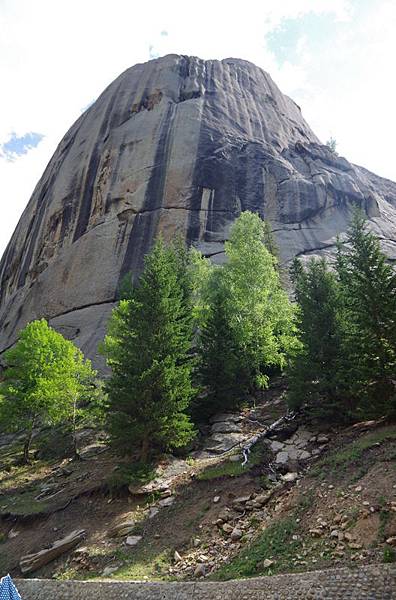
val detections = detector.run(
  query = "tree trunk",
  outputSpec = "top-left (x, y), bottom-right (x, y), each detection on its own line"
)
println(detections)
top-left (72, 396), bottom-right (80, 460)
top-left (140, 433), bottom-right (150, 463)
top-left (23, 420), bottom-right (35, 464)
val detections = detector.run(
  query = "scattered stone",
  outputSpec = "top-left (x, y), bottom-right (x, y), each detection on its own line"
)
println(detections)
top-left (270, 441), bottom-right (285, 452)
top-left (8, 527), bottom-right (19, 539)
top-left (218, 508), bottom-right (235, 522)
top-left (160, 488), bottom-right (172, 498)
top-left (297, 450), bottom-right (311, 460)
top-left (232, 495), bottom-right (251, 505)
top-left (20, 529), bottom-right (86, 574)
top-left (255, 489), bottom-right (275, 506)
top-left (262, 558), bottom-right (275, 568)
top-left (333, 515), bottom-right (342, 524)
top-left (108, 520), bottom-right (135, 538)
top-left (355, 486), bottom-right (362, 493)
top-left (222, 523), bottom-right (234, 534)
top-left (101, 565), bottom-right (119, 577)
top-left (349, 542), bottom-right (363, 550)
top-left (148, 507), bottom-right (159, 519)
top-left (275, 451), bottom-right (289, 465)
top-left (158, 496), bottom-right (175, 508)
top-left (211, 422), bottom-right (242, 434)
top-left (194, 564), bottom-right (206, 578)
top-left (213, 496), bottom-right (220, 504)
top-left (230, 528), bottom-right (243, 541)
top-left (193, 538), bottom-right (201, 548)
top-left (309, 528), bottom-right (324, 537)
top-left (174, 550), bottom-right (182, 563)
top-left (125, 535), bottom-right (142, 546)
top-left (316, 434), bottom-right (330, 444)
top-left (386, 537), bottom-right (396, 546)
top-left (330, 530), bottom-right (340, 538)
top-left (281, 472), bottom-right (298, 483)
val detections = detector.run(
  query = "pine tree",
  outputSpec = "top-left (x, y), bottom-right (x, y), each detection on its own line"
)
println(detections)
top-left (287, 258), bottom-right (346, 418)
top-left (196, 268), bottom-right (248, 418)
top-left (336, 211), bottom-right (396, 416)
top-left (103, 239), bottom-right (196, 461)
top-left (0, 319), bottom-right (96, 462)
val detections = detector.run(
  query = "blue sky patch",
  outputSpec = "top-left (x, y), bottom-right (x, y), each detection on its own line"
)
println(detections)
top-left (267, 12), bottom-right (342, 65)
top-left (0, 131), bottom-right (44, 161)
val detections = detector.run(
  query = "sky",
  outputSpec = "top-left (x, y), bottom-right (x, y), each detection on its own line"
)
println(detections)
top-left (0, 0), bottom-right (395, 256)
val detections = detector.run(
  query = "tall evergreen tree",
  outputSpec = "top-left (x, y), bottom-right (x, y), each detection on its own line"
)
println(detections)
top-left (196, 268), bottom-right (248, 417)
top-left (287, 258), bottom-right (346, 418)
top-left (336, 211), bottom-right (396, 416)
top-left (103, 239), bottom-right (196, 461)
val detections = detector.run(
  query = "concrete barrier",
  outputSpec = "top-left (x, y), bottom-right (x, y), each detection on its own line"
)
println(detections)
top-left (15, 564), bottom-right (396, 599)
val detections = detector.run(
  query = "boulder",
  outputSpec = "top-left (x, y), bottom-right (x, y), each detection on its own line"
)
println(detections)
top-left (158, 496), bottom-right (175, 508)
top-left (20, 530), bottom-right (86, 574)
top-left (230, 528), bottom-right (243, 541)
top-left (125, 535), bottom-right (142, 546)
top-left (108, 520), bottom-right (136, 538)
top-left (211, 422), bottom-right (242, 434)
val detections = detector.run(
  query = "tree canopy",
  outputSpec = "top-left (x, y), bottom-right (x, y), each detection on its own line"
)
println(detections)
top-left (103, 238), bottom-right (196, 461)
top-left (0, 319), bottom-right (96, 462)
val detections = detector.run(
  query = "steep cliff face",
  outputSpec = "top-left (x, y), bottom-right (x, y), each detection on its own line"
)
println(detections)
top-left (0, 54), bottom-right (395, 367)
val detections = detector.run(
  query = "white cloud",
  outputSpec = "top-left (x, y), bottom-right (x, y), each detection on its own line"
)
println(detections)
top-left (0, 0), bottom-right (394, 256)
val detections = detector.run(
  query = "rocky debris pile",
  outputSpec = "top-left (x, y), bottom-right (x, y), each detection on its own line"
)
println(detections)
top-left (263, 428), bottom-right (330, 472)
top-left (168, 485), bottom-right (287, 578)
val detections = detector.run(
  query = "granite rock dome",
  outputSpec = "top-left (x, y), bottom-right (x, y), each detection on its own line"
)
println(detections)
top-left (0, 54), bottom-right (395, 368)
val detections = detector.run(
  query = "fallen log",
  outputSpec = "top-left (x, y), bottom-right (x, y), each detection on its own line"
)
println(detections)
top-left (241, 411), bottom-right (297, 466)
top-left (19, 529), bottom-right (86, 574)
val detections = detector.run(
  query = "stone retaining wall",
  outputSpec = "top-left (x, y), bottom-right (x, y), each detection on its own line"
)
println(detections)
top-left (15, 565), bottom-right (396, 599)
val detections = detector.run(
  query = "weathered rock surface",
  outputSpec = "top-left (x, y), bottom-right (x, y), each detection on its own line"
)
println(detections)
top-left (1, 54), bottom-right (395, 367)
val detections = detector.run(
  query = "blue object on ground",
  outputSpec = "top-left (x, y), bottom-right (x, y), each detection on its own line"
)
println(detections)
top-left (0, 575), bottom-right (22, 599)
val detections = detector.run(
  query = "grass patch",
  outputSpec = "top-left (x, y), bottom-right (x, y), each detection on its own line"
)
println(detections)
top-left (212, 516), bottom-right (301, 580)
top-left (197, 444), bottom-right (266, 481)
top-left (0, 490), bottom-right (48, 516)
top-left (110, 545), bottom-right (173, 581)
top-left (383, 546), bottom-right (396, 563)
top-left (311, 426), bottom-right (396, 477)
top-left (378, 509), bottom-right (391, 543)
top-left (197, 460), bottom-right (247, 481)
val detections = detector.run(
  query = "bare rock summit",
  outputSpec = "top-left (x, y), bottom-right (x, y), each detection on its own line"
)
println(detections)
top-left (0, 54), bottom-right (395, 367)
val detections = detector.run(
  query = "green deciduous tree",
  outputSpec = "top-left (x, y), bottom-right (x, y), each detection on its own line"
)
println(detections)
top-left (103, 239), bottom-right (196, 461)
top-left (0, 319), bottom-right (96, 462)
top-left (198, 212), bottom-right (299, 415)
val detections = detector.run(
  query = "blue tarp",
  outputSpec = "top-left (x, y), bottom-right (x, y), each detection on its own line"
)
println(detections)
top-left (0, 575), bottom-right (22, 600)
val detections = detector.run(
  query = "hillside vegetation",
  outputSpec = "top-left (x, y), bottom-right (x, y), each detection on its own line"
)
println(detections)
top-left (0, 210), bottom-right (395, 580)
